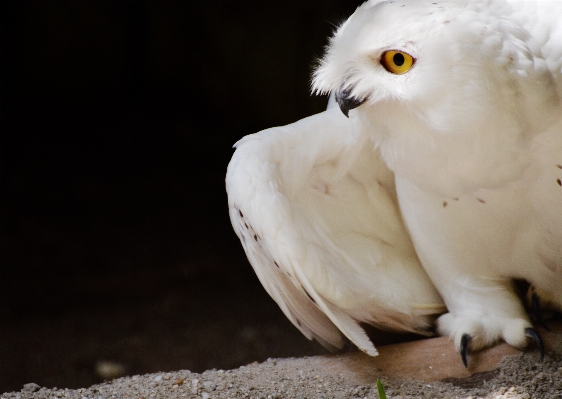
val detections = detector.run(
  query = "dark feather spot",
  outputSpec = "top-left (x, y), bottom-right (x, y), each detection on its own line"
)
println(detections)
top-left (239, 210), bottom-right (243, 217)
top-left (304, 289), bottom-right (316, 304)
top-left (443, 201), bottom-right (448, 208)
top-left (477, 198), bottom-right (486, 204)
top-left (274, 261), bottom-right (280, 268)
top-left (557, 164), bottom-right (562, 169)
top-left (244, 223), bottom-right (248, 229)
top-left (557, 178), bottom-right (561, 186)
top-left (253, 234), bottom-right (258, 241)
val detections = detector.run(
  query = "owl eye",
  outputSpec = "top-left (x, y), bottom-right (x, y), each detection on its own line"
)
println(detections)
top-left (381, 50), bottom-right (415, 74)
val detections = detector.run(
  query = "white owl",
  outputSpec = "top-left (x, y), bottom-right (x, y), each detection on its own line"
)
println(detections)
top-left (227, 0), bottom-right (562, 365)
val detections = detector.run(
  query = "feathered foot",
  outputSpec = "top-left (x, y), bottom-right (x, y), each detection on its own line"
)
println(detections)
top-left (438, 312), bottom-right (546, 368)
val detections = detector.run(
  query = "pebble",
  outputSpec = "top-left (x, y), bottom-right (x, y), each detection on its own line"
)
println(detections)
top-left (95, 361), bottom-right (127, 380)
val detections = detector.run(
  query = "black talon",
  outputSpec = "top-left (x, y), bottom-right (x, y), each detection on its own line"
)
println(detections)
top-left (531, 293), bottom-right (550, 331)
top-left (525, 327), bottom-right (545, 361)
top-left (460, 334), bottom-right (471, 368)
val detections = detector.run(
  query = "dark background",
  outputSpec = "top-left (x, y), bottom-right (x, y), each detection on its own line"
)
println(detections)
top-left (1, 0), bottom-right (364, 392)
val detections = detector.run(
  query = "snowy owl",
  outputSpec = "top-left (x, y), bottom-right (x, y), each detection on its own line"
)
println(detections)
top-left (227, 0), bottom-right (562, 365)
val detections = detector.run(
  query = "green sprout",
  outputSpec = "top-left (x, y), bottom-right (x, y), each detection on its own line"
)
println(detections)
top-left (376, 379), bottom-right (387, 399)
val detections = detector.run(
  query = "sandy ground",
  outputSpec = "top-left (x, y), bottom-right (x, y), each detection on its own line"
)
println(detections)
top-left (4, 323), bottom-right (561, 399)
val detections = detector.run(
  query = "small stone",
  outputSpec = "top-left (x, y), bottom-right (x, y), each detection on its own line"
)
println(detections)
top-left (95, 361), bottom-right (127, 380)
top-left (22, 383), bottom-right (41, 393)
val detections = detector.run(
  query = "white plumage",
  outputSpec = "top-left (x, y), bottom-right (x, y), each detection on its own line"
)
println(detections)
top-left (227, 0), bottom-right (562, 359)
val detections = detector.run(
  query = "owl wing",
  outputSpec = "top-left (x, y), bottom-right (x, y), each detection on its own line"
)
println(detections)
top-left (226, 104), bottom-right (444, 356)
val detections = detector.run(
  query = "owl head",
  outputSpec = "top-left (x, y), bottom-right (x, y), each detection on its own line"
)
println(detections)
top-left (313, 0), bottom-right (558, 138)
top-left (312, 0), bottom-right (560, 194)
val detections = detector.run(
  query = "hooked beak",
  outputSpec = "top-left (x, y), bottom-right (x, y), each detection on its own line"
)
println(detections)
top-left (335, 86), bottom-right (367, 118)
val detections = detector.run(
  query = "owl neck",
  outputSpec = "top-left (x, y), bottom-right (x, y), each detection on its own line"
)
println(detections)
top-left (359, 109), bottom-right (532, 198)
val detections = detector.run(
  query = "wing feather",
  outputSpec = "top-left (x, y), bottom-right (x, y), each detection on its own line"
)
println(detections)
top-left (226, 105), bottom-right (444, 355)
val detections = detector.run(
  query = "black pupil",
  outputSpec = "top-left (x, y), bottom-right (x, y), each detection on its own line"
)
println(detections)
top-left (393, 53), bottom-right (405, 66)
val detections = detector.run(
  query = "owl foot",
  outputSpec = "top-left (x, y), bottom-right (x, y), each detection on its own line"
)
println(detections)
top-left (437, 313), bottom-right (543, 367)
top-left (459, 328), bottom-right (544, 367)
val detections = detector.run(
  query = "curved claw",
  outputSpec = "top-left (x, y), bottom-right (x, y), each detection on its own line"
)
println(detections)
top-left (525, 327), bottom-right (545, 361)
top-left (460, 334), bottom-right (471, 368)
top-left (531, 293), bottom-right (550, 331)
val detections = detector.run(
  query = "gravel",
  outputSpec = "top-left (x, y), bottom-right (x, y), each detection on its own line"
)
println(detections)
top-left (4, 351), bottom-right (562, 399)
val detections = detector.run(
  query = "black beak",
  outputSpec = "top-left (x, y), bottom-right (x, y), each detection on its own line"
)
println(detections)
top-left (335, 86), bottom-right (366, 118)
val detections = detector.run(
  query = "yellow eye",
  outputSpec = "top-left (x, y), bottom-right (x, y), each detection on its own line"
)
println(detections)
top-left (381, 50), bottom-right (415, 74)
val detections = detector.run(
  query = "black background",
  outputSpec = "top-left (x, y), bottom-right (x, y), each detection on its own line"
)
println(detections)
top-left (1, 0), bottom-right (364, 392)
